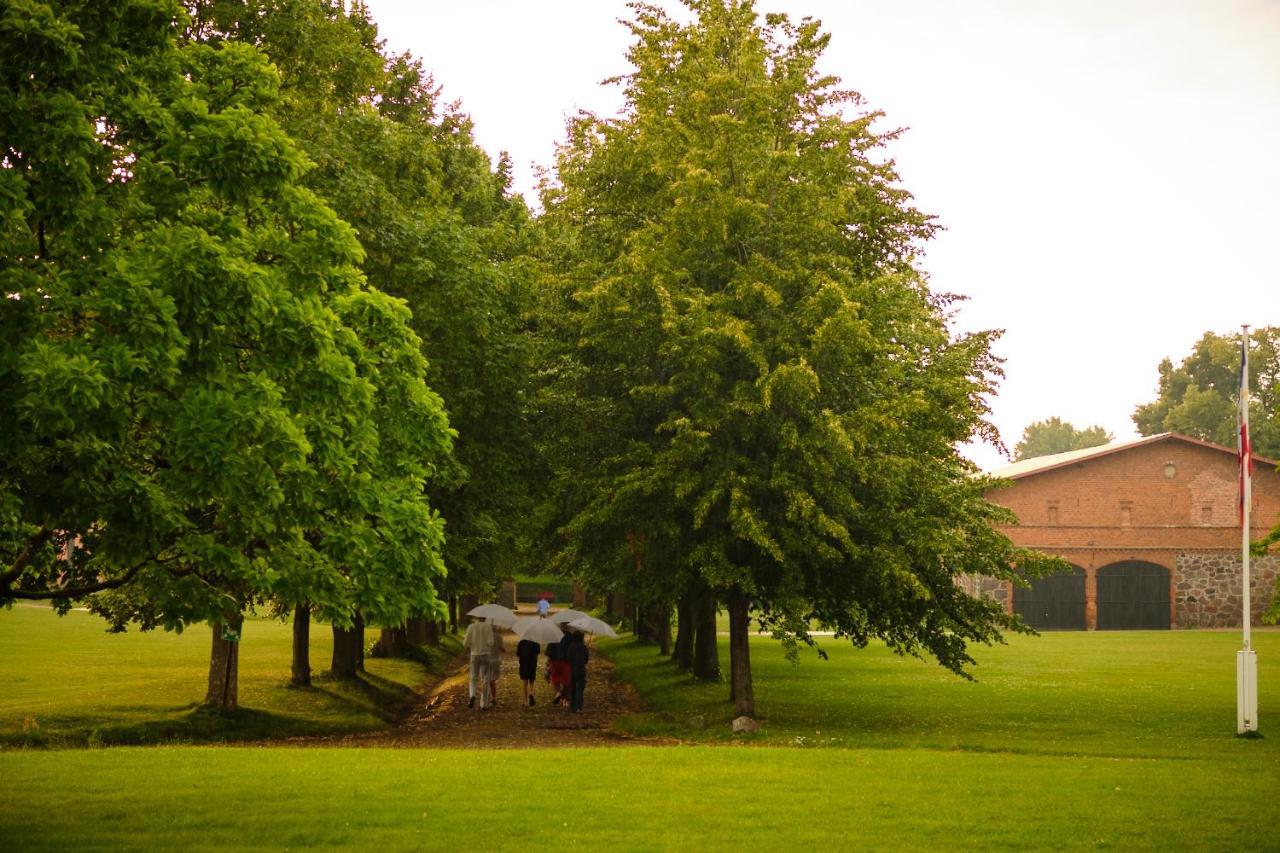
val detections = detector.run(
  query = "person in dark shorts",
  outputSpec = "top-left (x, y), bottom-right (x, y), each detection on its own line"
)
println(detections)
top-left (516, 637), bottom-right (541, 706)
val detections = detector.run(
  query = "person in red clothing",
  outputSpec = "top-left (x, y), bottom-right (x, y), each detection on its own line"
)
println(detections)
top-left (546, 628), bottom-right (572, 706)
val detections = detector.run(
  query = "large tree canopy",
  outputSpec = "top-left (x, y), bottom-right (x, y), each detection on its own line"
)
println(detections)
top-left (185, 0), bottom-right (538, 602)
top-left (0, 0), bottom-right (452, 659)
top-left (1014, 417), bottom-right (1113, 461)
top-left (536, 0), bottom-right (1054, 715)
top-left (1133, 327), bottom-right (1280, 459)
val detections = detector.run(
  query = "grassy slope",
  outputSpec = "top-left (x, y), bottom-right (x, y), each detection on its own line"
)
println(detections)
top-left (1, 745), bottom-right (1277, 851)
top-left (605, 630), bottom-right (1280, 761)
top-left (0, 605), bottom-right (459, 746)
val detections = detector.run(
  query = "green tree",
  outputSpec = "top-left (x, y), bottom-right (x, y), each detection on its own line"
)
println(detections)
top-left (186, 1), bottom-right (538, 641)
top-left (1133, 328), bottom-right (1280, 459)
top-left (536, 0), bottom-right (1055, 717)
top-left (1013, 417), bottom-right (1113, 461)
top-left (0, 0), bottom-right (452, 708)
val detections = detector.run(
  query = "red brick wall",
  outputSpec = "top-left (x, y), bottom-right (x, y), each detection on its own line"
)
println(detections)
top-left (984, 436), bottom-right (1280, 628)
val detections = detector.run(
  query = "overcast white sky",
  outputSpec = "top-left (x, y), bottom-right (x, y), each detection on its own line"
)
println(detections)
top-left (361, 0), bottom-right (1280, 471)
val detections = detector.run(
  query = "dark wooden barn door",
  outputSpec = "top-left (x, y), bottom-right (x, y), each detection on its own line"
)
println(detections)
top-left (1096, 561), bottom-right (1170, 629)
top-left (1014, 567), bottom-right (1086, 630)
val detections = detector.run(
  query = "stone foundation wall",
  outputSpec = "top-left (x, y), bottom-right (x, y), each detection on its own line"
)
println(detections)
top-left (959, 574), bottom-right (1008, 607)
top-left (1175, 552), bottom-right (1280, 628)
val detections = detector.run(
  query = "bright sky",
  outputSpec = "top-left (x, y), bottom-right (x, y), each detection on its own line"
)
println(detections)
top-left (362, 0), bottom-right (1280, 470)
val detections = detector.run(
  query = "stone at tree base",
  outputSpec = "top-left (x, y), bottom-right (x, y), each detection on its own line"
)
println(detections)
top-left (732, 715), bottom-right (759, 734)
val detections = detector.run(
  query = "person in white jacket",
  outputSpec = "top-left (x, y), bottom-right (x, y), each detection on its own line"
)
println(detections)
top-left (463, 617), bottom-right (495, 710)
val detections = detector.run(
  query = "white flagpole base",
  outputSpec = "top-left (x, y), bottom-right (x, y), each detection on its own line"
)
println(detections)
top-left (1237, 649), bottom-right (1258, 734)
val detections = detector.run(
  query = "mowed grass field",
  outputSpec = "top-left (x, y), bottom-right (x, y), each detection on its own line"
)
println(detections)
top-left (2, 607), bottom-right (1279, 850)
top-left (606, 628), bottom-right (1280, 760)
top-left (0, 605), bottom-right (456, 746)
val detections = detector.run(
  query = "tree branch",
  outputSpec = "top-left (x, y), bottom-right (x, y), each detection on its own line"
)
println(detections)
top-left (0, 529), bottom-right (53, 587)
top-left (6, 560), bottom-right (149, 600)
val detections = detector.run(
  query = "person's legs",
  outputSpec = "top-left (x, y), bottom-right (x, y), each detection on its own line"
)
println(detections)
top-left (571, 677), bottom-right (585, 712)
top-left (477, 657), bottom-right (492, 709)
top-left (468, 656), bottom-right (482, 708)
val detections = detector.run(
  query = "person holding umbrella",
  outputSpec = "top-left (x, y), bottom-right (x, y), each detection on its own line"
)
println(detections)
top-left (566, 629), bottom-right (590, 712)
top-left (463, 615), bottom-right (494, 710)
top-left (546, 627), bottom-right (572, 707)
top-left (516, 634), bottom-right (540, 706)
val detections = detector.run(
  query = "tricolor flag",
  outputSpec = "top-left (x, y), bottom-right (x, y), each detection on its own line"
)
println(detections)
top-left (1238, 335), bottom-right (1252, 524)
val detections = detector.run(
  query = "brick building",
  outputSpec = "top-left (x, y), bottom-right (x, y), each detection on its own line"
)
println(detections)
top-left (978, 433), bottom-right (1280, 630)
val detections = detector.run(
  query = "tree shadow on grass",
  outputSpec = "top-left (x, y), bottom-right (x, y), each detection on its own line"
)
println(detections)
top-left (305, 670), bottom-right (419, 723)
top-left (0, 673), bottom-right (420, 749)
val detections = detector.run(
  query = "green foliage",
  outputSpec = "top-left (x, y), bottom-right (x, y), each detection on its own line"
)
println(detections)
top-left (535, 0), bottom-right (1049, 677)
top-left (185, 1), bottom-right (538, 600)
top-left (0, 0), bottom-right (451, 633)
top-left (1134, 327), bottom-right (1280, 458)
top-left (1013, 417), bottom-right (1113, 461)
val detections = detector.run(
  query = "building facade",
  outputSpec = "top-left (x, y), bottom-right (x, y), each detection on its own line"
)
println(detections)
top-left (980, 433), bottom-right (1280, 630)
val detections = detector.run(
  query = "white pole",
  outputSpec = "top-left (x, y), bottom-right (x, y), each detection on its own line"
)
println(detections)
top-left (1238, 325), bottom-right (1258, 734)
top-left (1242, 324), bottom-right (1252, 653)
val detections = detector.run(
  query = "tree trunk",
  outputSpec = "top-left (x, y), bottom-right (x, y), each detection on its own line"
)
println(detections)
top-left (692, 589), bottom-right (720, 680)
top-left (291, 605), bottom-right (311, 687)
top-left (331, 613), bottom-right (364, 679)
top-left (634, 605), bottom-right (652, 643)
top-left (657, 604), bottom-right (672, 656)
top-left (459, 593), bottom-right (478, 621)
top-left (424, 618), bottom-right (441, 646)
top-left (727, 588), bottom-right (754, 716)
top-left (354, 611), bottom-right (365, 671)
top-left (377, 625), bottom-right (407, 657)
top-left (205, 621), bottom-right (240, 711)
top-left (405, 616), bottom-right (427, 645)
top-left (673, 591), bottom-right (694, 669)
top-left (448, 596), bottom-right (458, 632)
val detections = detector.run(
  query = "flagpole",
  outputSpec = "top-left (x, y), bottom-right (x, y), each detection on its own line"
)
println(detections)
top-left (1237, 324), bottom-right (1258, 734)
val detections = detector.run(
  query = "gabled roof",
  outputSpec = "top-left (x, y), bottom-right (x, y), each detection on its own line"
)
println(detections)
top-left (987, 432), bottom-right (1276, 481)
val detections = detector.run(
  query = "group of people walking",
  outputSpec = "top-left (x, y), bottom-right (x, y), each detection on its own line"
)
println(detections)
top-left (463, 615), bottom-right (591, 712)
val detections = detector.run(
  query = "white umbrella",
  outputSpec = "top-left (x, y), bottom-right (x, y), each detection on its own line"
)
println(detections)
top-left (513, 617), bottom-right (565, 645)
top-left (549, 608), bottom-right (589, 625)
top-left (466, 603), bottom-right (517, 628)
top-left (568, 615), bottom-right (618, 638)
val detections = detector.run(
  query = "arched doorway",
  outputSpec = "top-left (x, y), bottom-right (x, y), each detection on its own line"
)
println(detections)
top-left (1014, 565), bottom-right (1086, 630)
top-left (1096, 561), bottom-right (1170, 629)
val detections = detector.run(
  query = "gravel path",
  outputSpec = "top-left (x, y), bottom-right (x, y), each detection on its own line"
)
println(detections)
top-left (299, 628), bottom-right (672, 749)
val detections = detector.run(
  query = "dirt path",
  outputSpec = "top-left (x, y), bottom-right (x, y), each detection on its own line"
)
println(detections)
top-left (305, 628), bottom-right (671, 749)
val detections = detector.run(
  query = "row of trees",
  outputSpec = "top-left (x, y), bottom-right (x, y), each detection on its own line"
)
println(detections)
top-left (1, 0), bottom-right (534, 708)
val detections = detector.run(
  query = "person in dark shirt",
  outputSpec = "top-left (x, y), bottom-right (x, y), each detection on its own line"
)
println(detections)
top-left (516, 637), bottom-right (541, 706)
top-left (566, 631), bottom-right (590, 713)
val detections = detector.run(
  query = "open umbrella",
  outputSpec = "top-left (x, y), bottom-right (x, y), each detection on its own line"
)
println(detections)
top-left (466, 603), bottom-right (517, 628)
top-left (567, 615), bottom-right (618, 638)
top-left (549, 608), bottom-right (589, 625)
top-left (513, 617), bottom-right (565, 645)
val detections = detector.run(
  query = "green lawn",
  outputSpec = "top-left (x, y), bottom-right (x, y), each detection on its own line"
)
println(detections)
top-left (606, 630), bottom-right (1280, 760)
top-left (3, 608), bottom-right (1279, 849)
top-left (1, 745), bottom-right (1276, 850)
top-left (0, 605), bottom-right (459, 747)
